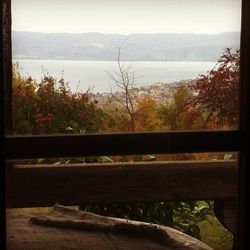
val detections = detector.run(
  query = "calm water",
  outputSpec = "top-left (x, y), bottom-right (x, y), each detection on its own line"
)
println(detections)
top-left (13, 59), bottom-right (216, 93)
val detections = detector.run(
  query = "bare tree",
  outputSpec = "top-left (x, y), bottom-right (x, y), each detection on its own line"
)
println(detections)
top-left (109, 40), bottom-right (138, 131)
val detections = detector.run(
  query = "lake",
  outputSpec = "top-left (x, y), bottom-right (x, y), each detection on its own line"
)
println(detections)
top-left (13, 59), bottom-right (216, 93)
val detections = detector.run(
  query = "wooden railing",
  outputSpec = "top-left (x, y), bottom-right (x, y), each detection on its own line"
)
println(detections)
top-left (6, 160), bottom-right (237, 208)
top-left (6, 159), bottom-right (238, 235)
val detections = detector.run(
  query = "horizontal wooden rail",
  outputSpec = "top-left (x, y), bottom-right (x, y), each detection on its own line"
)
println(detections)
top-left (6, 160), bottom-right (237, 208)
top-left (4, 130), bottom-right (242, 159)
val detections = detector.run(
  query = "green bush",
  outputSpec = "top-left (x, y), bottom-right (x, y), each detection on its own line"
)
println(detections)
top-left (81, 200), bottom-right (214, 239)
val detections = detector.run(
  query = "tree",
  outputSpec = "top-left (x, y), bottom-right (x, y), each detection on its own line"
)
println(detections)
top-left (109, 41), bottom-right (138, 131)
top-left (100, 101), bottom-right (131, 132)
top-left (191, 48), bottom-right (240, 128)
top-left (135, 96), bottom-right (161, 131)
top-left (12, 65), bottom-right (104, 134)
top-left (12, 63), bottom-right (38, 134)
top-left (157, 86), bottom-right (202, 130)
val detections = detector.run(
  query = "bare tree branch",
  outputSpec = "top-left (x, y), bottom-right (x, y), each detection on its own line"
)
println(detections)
top-left (109, 39), bottom-right (138, 131)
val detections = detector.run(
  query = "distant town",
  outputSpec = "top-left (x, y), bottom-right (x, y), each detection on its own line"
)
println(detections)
top-left (93, 79), bottom-right (195, 107)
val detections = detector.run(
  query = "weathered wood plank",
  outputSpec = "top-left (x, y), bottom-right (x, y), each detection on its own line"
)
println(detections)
top-left (5, 131), bottom-right (240, 159)
top-left (6, 160), bottom-right (237, 208)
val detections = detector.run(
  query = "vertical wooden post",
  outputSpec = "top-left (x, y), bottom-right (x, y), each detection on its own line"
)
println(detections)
top-left (0, 2), bottom-right (4, 249)
top-left (1, 0), bottom-right (12, 249)
top-left (2, 0), bottom-right (12, 134)
top-left (238, 0), bottom-right (250, 249)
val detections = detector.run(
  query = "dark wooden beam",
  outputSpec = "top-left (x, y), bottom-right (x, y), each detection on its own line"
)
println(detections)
top-left (1, 0), bottom-right (11, 249)
top-left (6, 160), bottom-right (237, 208)
top-left (238, 0), bottom-right (250, 248)
top-left (5, 130), bottom-right (241, 159)
top-left (2, 0), bottom-right (12, 134)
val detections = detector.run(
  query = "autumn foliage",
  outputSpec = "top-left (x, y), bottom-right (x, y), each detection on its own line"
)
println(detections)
top-left (135, 97), bottom-right (161, 131)
top-left (157, 86), bottom-right (204, 130)
top-left (12, 65), bottom-right (104, 134)
top-left (191, 48), bottom-right (240, 128)
top-left (12, 48), bottom-right (239, 135)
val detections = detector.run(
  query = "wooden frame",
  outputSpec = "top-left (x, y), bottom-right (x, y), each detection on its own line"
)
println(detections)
top-left (1, 0), bottom-right (250, 249)
top-left (238, 0), bottom-right (250, 248)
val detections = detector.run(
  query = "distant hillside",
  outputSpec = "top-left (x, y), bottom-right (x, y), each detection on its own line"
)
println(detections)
top-left (12, 31), bottom-right (240, 61)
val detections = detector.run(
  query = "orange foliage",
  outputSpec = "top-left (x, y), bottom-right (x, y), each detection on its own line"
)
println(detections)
top-left (135, 96), bottom-right (161, 132)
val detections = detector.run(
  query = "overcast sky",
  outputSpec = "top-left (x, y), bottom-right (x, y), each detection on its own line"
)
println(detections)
top-left (12, 0), bottom-right (241, 34)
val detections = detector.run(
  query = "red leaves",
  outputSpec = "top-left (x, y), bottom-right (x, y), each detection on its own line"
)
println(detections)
top-left (35, 113), bottom-right (54, 133)
top-left (27, 76), bottom-right (33, 82)
top-left (12, 71), bottom-right (104, 134)
top-left (191, 48), bottom-right (240, 128)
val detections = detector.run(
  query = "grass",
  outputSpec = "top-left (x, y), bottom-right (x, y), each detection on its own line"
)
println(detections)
top-left (198, 215), bottom-right (233, 250)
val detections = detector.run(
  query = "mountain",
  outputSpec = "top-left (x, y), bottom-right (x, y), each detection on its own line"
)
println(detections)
top-left (12, 31), bottom-right (240, 61)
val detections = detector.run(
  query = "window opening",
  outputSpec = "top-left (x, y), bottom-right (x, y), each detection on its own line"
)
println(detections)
top-left (2, 0), bottom-right (249, 249)
top-left (11, 0), bottom-right (241, 135)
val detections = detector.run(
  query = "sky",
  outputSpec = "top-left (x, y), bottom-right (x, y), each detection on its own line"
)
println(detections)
top-left (12, 0), bottom-right (241, 34)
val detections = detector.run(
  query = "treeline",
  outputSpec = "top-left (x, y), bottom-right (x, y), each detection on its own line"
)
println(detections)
top-left (13, 48), bottom-right (239, 135)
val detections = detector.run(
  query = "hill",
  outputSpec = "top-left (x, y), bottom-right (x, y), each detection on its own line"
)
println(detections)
top-left (12, 31), bottom-right (240, 61)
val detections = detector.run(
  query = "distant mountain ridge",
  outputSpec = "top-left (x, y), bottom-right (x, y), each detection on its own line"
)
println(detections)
top-left (12, 31), bottom-right (240, 61)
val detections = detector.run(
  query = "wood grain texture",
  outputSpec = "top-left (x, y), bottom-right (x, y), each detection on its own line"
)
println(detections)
top-left (6, 160), bottom-right (237, 208)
